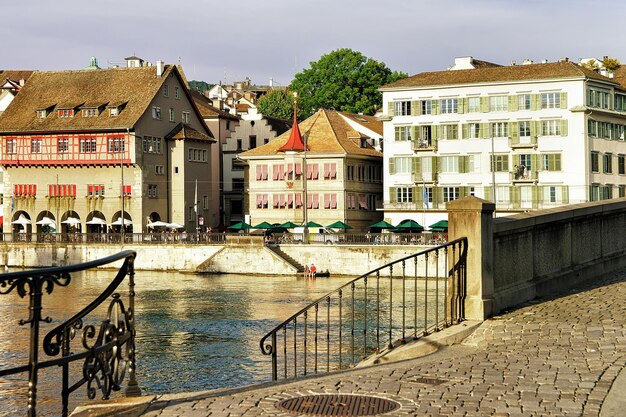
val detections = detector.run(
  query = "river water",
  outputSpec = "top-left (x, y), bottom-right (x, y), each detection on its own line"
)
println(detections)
top-left (0, 270), bottom-right (356, 416)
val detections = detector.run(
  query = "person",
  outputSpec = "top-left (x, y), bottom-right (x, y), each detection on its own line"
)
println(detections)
top-left (310, 263), bottom-right (317, 278)
top-left (303, 265), bottom-right (310, 278)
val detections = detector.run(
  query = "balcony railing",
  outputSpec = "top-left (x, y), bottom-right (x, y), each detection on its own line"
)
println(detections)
top-left (0, 250), bottom-right (139, 417)
top-left (260, 238), bottom-right (468, 381)
top-left (509, 135), bottom-right (538, 148)
top-left (411, 139), bottom-right (436, 152)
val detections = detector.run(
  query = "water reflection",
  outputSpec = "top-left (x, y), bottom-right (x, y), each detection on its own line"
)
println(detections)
top-left (0, 270), bottom-right (353, 416)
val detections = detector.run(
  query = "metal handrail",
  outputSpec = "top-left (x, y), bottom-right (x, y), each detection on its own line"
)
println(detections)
top-left (0, 250), bottom-right (139, 417)
top-left (260, 237), bottom-right (467, 381)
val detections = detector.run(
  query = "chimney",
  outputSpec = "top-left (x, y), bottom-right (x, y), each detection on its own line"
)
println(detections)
top-left (212, 98), bottom-right (223, 110)
top-left (558, 57), bottom-right (569, 63)
top-left (541, 59), bottom-right (548, 64)
top-left (19, 78), bottom-right (25, 86)
top-left (156, 60), bottom-right (165, 77)
top-left (511, 60), bottom-right (516, 66)
top-left (269, 77), bottom-right (273, 87)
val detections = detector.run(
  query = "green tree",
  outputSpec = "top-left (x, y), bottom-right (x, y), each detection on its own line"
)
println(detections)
top-left (601, 57), bottom-right (621, 72)
top-left (188, 80), bottom-right (213, 94)
top-left (257, 89), bottom-right (295, 120)
top-left (289, 48), bottom-right (407, 118)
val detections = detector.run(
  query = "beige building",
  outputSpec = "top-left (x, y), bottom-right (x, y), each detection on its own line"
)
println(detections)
top-left (0, 61), bottom-right (216, 235)
top-left (239, 109), bottom-right (384, 232)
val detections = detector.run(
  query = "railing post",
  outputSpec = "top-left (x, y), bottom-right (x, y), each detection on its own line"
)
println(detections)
top-left (27, 277), bottom-right (43, 417)
top-left (125, 257), bottom-right (141, 397)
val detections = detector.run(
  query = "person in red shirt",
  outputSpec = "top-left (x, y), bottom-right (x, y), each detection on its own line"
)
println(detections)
top-left (310, 263), bottom-right (317, 278)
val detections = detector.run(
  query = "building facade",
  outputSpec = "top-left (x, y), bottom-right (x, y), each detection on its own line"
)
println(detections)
top-left (239, 109), bottom-right (384, 232)
top-left (0, 61), bottom-right (216, 235)
top-left (380, 56), bottom-right (626, 226)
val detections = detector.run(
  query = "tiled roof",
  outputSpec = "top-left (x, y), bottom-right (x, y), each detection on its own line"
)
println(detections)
top-left (0, 66), bottom-right (176, 133)
top-left (190, 90), bottom-right (240, 120)
top-left (263, 115), bottom-right (291, 136)
top-left (0, 70), bottom-right (34, 84)
top-left (239, 109), bottom-right (382, 158)
top-left (165, 123), bottom-right (215, 142)
top-left (337, 112), bottom-right (383, 135)
top-left (381, 61), bottom-right (617, 90)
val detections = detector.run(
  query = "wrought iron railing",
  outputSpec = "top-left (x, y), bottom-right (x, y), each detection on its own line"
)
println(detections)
top-left (260, 238), bottom-right (467, 381)
top-left (0, 250), bottom-right (139, 417)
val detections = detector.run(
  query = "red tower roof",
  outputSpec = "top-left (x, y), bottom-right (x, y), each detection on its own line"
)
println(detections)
top-left (278, 105), bottom-right (307, 152)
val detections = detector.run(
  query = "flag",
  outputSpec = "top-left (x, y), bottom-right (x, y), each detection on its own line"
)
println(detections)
top-left (423, 186), bottom-right (429, 209)
top-left (194, 179), bottom-right (198, 214)
top-left (10, 196), bottom-right (14, 213)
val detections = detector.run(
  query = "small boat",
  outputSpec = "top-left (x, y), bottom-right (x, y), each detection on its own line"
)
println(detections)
top-left (313, 270), bottom-right (330, 277)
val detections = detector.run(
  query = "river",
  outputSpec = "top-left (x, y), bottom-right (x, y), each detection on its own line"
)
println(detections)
top-left (0, 270), bottom-right (356, 416)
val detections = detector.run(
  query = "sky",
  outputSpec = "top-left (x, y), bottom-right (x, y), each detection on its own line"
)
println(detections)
top-left (4, 0), bottom-right (626, 87)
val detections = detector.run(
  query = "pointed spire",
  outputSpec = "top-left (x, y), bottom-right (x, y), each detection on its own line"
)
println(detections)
top-left (278, 102), bottom-right (307, 152)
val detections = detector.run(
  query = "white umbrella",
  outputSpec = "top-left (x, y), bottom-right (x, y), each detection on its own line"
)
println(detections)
top-left (166, 222), bottom-right (184, 229)
top-left (12, 215), bottom-right (31, 225)
top-left (86, 217), bottom-right (107, 225)
top-left (147, 221), bottom-right (168, 227)
top-left (61, 217), bottom-right (81, 225)
top-left (36, 217), bottom-right (56, 226)
top-left (111, 217), bottom-right (132, 226)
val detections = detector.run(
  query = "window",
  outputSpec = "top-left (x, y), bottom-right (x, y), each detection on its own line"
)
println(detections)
top-left (87, 184), bottom-right (105, 197)
top-left (58, 109), bottom-right (74, 118)
top-left (236, 139), bottom-right (242, 151)
top-left (590, 184), bottom-right (600, 201)
top-left (467, 97), bottom-right (480, 113)
top-left (83, 108), bottom-right (99, 117)
top-left (232, 179), bottom-right (244, 191)
top-left (6, 139), bottom-right (17, 154)
top-left (440, 98), bottom-right (458, 114)
top-left (203, 195), bottom-right (209, 210)
top-left (143, 136), bottom-right (162, 154)
top-left (491, 122), bottom-right (508, 138)
top-left (57, 138), bottom-right (69, 153)
top-left (188, 206), bottom-right (194, 221)
top-left (468, 123), bottom-right (480, 139)
top-left (489, 95), bottom-right (507, 112)
top-left (518, 94), bottom-right (531, 110)
top-left (256, 164), bottom-right (269, 181)
top-left (169, 108), bottom-right (175, 122)
top-left (249, 135), bottom-right (257, 148)
top-left (175, 87), bottom-right (180, 99)
top-left (440, 124), bottom-right (458, 140)
top-left (618, 155), bottom-right (625, 175)
top-left (542, 154), bottom-right (562, 171)
top-left (443, 187), bottom-right (460, 202)
top-left (491, 154), bottom-right (509, 172)
top-left (440, 156), bottom-right (459, 173)
top-left (588, 89), bottom-right (610, 109)
top-left (603, 153), bottom-right (613, 173)
top-left (163, 84), bottom-right (169, 97)
top-left (591, 152), bottom-right (599, 173)
top-left (152, 106), bottom-right (161, 120)
top-left (148, 184), bottom-right (158, 198)
top-left (107, 137), bottom-right (125, 153)
top-left (541, 120), bottom-right (561, 136)
top-left (182, 111), bottom-right (190, 124)
top-left (155, 165), bottom-right (164, 175)
top-left (347, 165), bottom-right (354, 181)
top-left (395, 187), bottom-right (413, 203)
top-left (620, 185), bottom-right (626, 198)
top-left (467, 154), bottom-right (480, 173)
top-left (602, 185), bottom-right (613, 200)
top-left (36, 109), bottom-right (47, 119)
top-left (421, 100), bottom-right (432, 115)
top-left (588, 120), bottom-right (598, 137)
top-left (519, 121), bottom-right (531, 137)
top-left (79, 138), bottom-right (97, 153)
top-left (31, 138), bottom-right (42, 153)
top-left (394, 101), bottom-right (411, 116)
top-left (188, 148), bottom-right (207, 162)
top-left (109, 107), bottom-right (119, 117)
top-left (323, 163), bottom-right (337, 179)
top-left (541, 92), bottom-right (560, 109)
top-left (394, 126), bottom-right (412, 141)
top-left (520, 154), bottom-right (533, 172)
top-left (394, 157), bottom-right (412, 174)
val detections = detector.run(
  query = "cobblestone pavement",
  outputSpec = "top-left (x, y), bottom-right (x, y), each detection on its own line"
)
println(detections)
top-left (101, 271), bottom-right (626, 417)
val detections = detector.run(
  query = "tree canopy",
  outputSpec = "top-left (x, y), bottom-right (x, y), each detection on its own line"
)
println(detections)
top-left (289, 49), bottom-right (407, 119)
top-left (188, 80), bottom-right (213, 94)
top-left (257, 89), bottom-right (295, 121)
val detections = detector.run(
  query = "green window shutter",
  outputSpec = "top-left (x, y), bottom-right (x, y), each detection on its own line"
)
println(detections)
top-left (460, 156), bottom-right (469, 173)
top-left (511, 186), bottom-right (521, 206)
top-left (389, 157), bottom-right (396, 174)
top-left (414, 126), bottom-right (421, 140)
top-left (411, 101), bottom-right (419, 116)
top-left (431, 100), bottom-right (439, 115)
top-left (561, 120), bottom-right (568, 136)
top-left (480, 123), bottom-right (490, 138)
top-left (415, 186), bottom-right (424, 204)
top-left (560, 92), bottom-right (568, 109)
top-left (458, 98), bottom-right (465, 114)
top-left (431, 156), bottom-right (438, 177)
top-left (508, 95), bottom-right (518, 112)
top-left (416, 101), bottom-right (423, 116)
top-left (562, 186), bottom-right (569, 203)
top-left (532, 154), bottom-right (540, 171)
top-left (390, 188), bottom-right (397, 203)
top-left (462, 123), bottom-right (468, 139)
top-left (512, 154), bottom-right (521, 166)
top-left (412, 157), bottom-right (422, 174)
top-left (510, 121), bottom-right (519, 139)
top-left (532, 186), bottom-right (540, 209)
top-left (530, 120), bottom-right (537, 137)
top-left (480, 97), bottom-right (489, 112)
top-left (530, 94), bottom-right (540, 111)
top-left (411, 126), bottom-right (417, 142)
top-left (388, 102), bottom-right (394, 117)
top-left (394, 127), bottom-right (400, 141)
top-left (484, 186), bottom-right (493, 202)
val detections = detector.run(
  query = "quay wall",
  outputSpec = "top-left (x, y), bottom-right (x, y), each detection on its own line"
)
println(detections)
top-left (0, 239), bottom-right (429, 276)
top-left (448, 196), bottom-right (626, 321)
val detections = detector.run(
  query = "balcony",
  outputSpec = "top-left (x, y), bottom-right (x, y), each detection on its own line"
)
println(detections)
top-left (510, 136), bottom-right (538, 149)
top-left (511, 169), bottom-right (538, 183)
top-left (411, 139), bottom-right (436, 152)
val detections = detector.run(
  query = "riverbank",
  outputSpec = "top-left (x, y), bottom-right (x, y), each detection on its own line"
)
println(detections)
top-left (0, 241), bottom-right (430, 276)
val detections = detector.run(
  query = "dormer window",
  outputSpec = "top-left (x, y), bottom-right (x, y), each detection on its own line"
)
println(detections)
top-left (36, 110), bottom-right (47, 119)
top-left (83, 108), bottom-right (99, 117)
top-left (109, 107), bottom-right (119, 117)
top-left (58, 109), bottom-right (74, 118)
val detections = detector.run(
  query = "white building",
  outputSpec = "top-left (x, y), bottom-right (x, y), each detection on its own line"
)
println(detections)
top-left (380, 56), bottom-right (626, 226)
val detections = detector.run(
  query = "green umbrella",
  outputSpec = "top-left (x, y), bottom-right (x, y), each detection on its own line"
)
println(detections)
top-left (429, 220), bottom-right (448, 232)
top-left (394, 220), bottom-right (424, 232)
top-left (227, 221), bottom-right (253, 230)
top-left (369, 220), bottom-right (395, 229)
top-left (305, 221), bottom-right (323, 228)
top-left (253, 221), bottom-right (274, 229)
top-left (279, 221), bottom-right (299, 229)
top-left (327, 221), bottom-right (352, 229)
